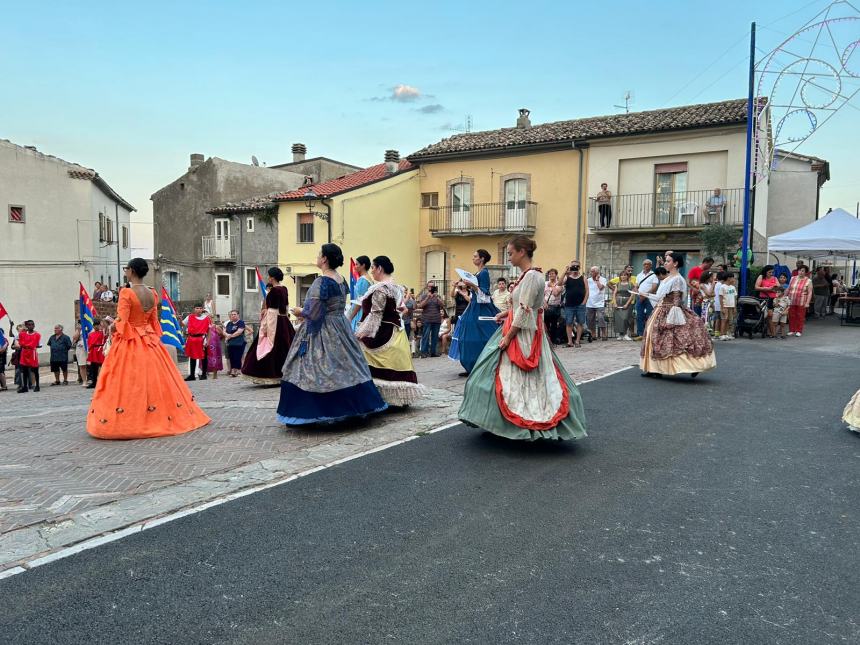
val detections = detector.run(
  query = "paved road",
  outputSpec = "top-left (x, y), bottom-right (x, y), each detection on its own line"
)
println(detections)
top-left (1, 341), bottom-right (857, 644)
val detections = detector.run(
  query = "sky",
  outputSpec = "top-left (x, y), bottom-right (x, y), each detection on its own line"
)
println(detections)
top-left (3, 0), bottom-right (858, 256)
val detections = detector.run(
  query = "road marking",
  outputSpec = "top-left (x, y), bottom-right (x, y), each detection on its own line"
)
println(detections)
top-left (2, 365), bottom-right (633, 579)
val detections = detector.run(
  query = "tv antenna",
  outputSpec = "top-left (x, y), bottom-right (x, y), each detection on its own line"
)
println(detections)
top-left (450, 114), bottom-right (473, 133)
top-left (614, 91), bottom-right (634, 113)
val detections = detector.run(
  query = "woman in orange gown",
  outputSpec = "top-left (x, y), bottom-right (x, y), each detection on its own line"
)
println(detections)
top-left (87, 258), bottom-right (211, 440)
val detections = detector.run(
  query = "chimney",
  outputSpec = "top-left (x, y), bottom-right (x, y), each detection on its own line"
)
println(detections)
top-left (384, 149), bottom-right (400, 174)
top-left (189, 153), bottom-right (204, 170)
top-left (516, 108), bottom-right (531, 129)
top-left (292, 143), bottom-right (307, 163)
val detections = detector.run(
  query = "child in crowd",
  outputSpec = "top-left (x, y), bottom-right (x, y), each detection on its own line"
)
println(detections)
top-left (439, 314), bottom-right (457, 355)
top-left (411, 319), bottom-right (423, 357)
top-left (771, 274), bottom-right (789, 339)
top-left (712, 272), bottom-right (725, 337)
top-left (719, 273), bottom-right (738, 340)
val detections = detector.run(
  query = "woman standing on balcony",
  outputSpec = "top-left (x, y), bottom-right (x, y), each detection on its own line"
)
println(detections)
top-left (596, 183), bottom-right (612, 228)
top-left (459, 236), bottom-right (587, 442)
top-left (241, 267), bottom-right (296, 385)
top-left (448, 249), bottom-right (500, 376)
top-left (636, 251), bottom-right (716, 378)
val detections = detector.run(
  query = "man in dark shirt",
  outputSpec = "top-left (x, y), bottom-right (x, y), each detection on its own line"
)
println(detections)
top-left (562, 260), bottom-right (588, 347)
top-left (418, 286), bottom-right (444, 357)
top-left (47, 324), bottom-right (73, 385)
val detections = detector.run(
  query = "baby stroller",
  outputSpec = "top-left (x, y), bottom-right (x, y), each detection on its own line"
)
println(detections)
top-left (734, 296), bottom-right (768, 339)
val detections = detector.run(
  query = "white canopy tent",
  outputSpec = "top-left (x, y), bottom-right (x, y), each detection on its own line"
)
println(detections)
top-left (768, 208), bottom-right (860, 259)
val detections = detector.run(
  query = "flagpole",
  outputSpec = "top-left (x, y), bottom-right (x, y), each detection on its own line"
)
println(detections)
top-left (740, 22), bottom-right (755, 296)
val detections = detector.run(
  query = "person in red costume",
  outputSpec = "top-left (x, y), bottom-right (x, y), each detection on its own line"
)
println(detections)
top-left (182, 304), bottom-right (211, 381)
top-left (16, 320), bottom-right (41, 393)
top-left (85, 318), bottom-right (107, 389)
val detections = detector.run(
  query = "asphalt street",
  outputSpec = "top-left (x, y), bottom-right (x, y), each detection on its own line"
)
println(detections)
top-left (1, 340), bottom-right (858, 644)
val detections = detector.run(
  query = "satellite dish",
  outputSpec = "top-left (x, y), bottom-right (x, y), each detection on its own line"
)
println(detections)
top-left (251, 155), bottom-right (260, 166)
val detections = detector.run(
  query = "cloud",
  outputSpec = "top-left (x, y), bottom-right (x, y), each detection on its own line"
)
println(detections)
top-left (415, 103), bottom-right (444, 114)
top-left (369, 83), bottom-right (428, 103)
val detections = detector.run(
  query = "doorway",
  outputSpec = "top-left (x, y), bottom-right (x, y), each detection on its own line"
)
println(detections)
top-left (214, 218), bottom-right (231, 258)
top-left (214, 273), bottom-right (232, 319)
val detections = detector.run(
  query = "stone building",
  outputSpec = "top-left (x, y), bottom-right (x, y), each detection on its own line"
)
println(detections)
top-left (151, 146), bottom-right (360, 321)
top-left (0, 139), bottom-right (134, 352)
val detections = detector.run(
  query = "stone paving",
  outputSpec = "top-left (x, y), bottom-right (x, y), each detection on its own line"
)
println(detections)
top-left (0, 339), bottom-right (641, 572)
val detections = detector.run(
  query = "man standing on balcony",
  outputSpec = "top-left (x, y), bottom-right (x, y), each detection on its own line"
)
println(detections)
top-left (705, 188), bottom-right (727, 225)
top-left (634, 259), bottom-right (658, 340)
top-left (596, 183), bottom-right (612, 228)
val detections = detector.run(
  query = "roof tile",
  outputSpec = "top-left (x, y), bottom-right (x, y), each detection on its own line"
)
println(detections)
top-left (273, 160), bottom-right (413, 201)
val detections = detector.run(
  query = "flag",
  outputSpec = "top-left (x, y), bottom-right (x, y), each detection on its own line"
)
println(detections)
top-left (159, 287), bottom-right (184, 350)
top-left (0, 300), bottom-right (7, 322)
top-left (255, 267), bottom-right (268, 300)
top-left (349, 257), bottom-right (359, 301)
top-left (79, 283), bottom-right (96, 351)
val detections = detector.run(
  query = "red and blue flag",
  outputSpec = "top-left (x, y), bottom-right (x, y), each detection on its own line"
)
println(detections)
top-left (78, 283), bottom-right (96, 351)
top-left (256, 267), bottom-right (268, 301)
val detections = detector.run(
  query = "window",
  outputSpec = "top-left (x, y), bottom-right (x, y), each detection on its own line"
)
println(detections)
top-left (450, 182), bottom-right (471, 230)
top-left (246, 216), bottom-right (255, 232)
top-left (297, 213), bottom-right (314, 243)
top-left (164, 271), bottom-right (179, 302)
top-left (216, 274), bottom-right (231, 297)
top-left (8, 205), bottom-right (25, 223)
top-left (245, 267), bottom-right (258, 292)
top-left (106, 218), bottom-right (114, 244)
top-left (504, 178), bottom-right (528, 230)
top-left (654, 162), bottom-right (688, 225)
top-left (421, 192), bottom-right (439, 208)
top-left (99, 213), bottom-right (106, 242)
top-left (122, 225), bottom-right (128, 249)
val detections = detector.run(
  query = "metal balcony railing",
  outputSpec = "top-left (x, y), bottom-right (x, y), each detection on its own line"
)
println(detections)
top-left (428, 201), bottom-right (537, 236)
top-left (201, 235), bottom-right (236, 260)
top-left (588, 188), bottom-right (745, 231)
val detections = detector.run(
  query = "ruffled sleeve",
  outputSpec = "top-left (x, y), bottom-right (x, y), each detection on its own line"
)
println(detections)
top-left (356, 287), bottom-right (386, 338)
top-left (511, 271), bottom-right (543, 331)
top-left (476, 269), bottom-right (492, 304)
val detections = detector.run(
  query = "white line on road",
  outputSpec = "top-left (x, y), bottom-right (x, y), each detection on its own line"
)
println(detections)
top-left (2, 366), bottom-right (633, 579)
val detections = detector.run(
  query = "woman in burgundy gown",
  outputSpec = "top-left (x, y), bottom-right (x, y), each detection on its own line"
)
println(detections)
top-left (241, 267), bottom-right (296, 385)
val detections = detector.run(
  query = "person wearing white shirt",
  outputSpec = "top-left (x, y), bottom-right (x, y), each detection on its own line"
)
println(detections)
top-left (586, 266), bottom-right (608, 341)
top-left (635, 259), bottom-right (658, 339)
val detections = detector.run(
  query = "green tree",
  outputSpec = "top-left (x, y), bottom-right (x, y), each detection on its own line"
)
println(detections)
top-left (698, 224), bottom-right (739, 264)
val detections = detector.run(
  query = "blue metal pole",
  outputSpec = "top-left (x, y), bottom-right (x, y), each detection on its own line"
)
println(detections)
top-left (740, 22), bottom-right (756, 296)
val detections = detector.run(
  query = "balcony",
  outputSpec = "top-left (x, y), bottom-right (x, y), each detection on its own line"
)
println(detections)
top-left (201, 235), bottom-right (236, 261)
top-left (588, 188), bottom-right (745, 233)
top-left (428, 201), bottom-right (537, 237)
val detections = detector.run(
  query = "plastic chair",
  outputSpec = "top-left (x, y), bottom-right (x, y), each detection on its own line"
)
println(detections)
top-left (677, 201), bottom-right (698, 225)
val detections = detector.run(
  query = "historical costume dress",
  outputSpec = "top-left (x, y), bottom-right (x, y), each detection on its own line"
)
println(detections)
top-left (448, 268), bottom-right (500, 374)
top-left (843, 388), bottom-right (860, 433)
top-left (206, 327), bottom-right (224, 373)
top-left (242, 285), bottom-right (296, 385)
top-left (183, 314), bottom-right (210, 363)
top-left (350, 274), bottom-right (371, 333)
top-left (458, 269), bottom-right (587, 441)
top-left (639, 274), bottom-right (716, 376)
top-left (87, 287), bottom-right (210, 440)
top-left (356, 281), bottom-right (426, 407)
top-left (277, 276), bottom-right (387, 425)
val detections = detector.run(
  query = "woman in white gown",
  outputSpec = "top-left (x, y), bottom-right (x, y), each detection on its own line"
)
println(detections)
top-left (636, 251), bottom-right (716, 378)
top-left (458, 236), bottom-right (587, 441)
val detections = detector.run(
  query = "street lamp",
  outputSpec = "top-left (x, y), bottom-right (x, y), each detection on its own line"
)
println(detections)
top-left (303, 188), bottom-right (332, 243)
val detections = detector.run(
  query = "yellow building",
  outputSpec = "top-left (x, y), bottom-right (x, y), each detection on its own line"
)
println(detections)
top-left (408, 100), bottom-right (771, 286)
top-left (408, 109), bottom-right (591, 293)
top-left (273, 152), bottom-right (419, 305)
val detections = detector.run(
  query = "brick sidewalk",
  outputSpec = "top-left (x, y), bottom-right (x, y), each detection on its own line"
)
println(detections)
top-left (0, 340), bottom-right (639, 572)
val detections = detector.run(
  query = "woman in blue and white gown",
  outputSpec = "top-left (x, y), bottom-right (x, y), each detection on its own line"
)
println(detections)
top-left (448, 249), bottom-right (499, 375)
top-left (277, 244), bottom-right (387, 426)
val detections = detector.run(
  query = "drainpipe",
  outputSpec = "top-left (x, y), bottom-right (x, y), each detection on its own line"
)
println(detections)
top-left (322, 197), bottom-right (332, 243)
top-left (238, 213), bottom-right (244, 320)
top-left (572, 141), bottom-right (589, 260)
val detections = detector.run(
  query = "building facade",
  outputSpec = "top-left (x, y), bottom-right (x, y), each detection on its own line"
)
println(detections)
top-left (271, 152), bottom-right (419, 307)
top-left (151, 147), bottom-right (362, 321)
top-left (585, 99), bottom-right (771, 275)
top-left (0, 139), bottom-right (134, 349)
